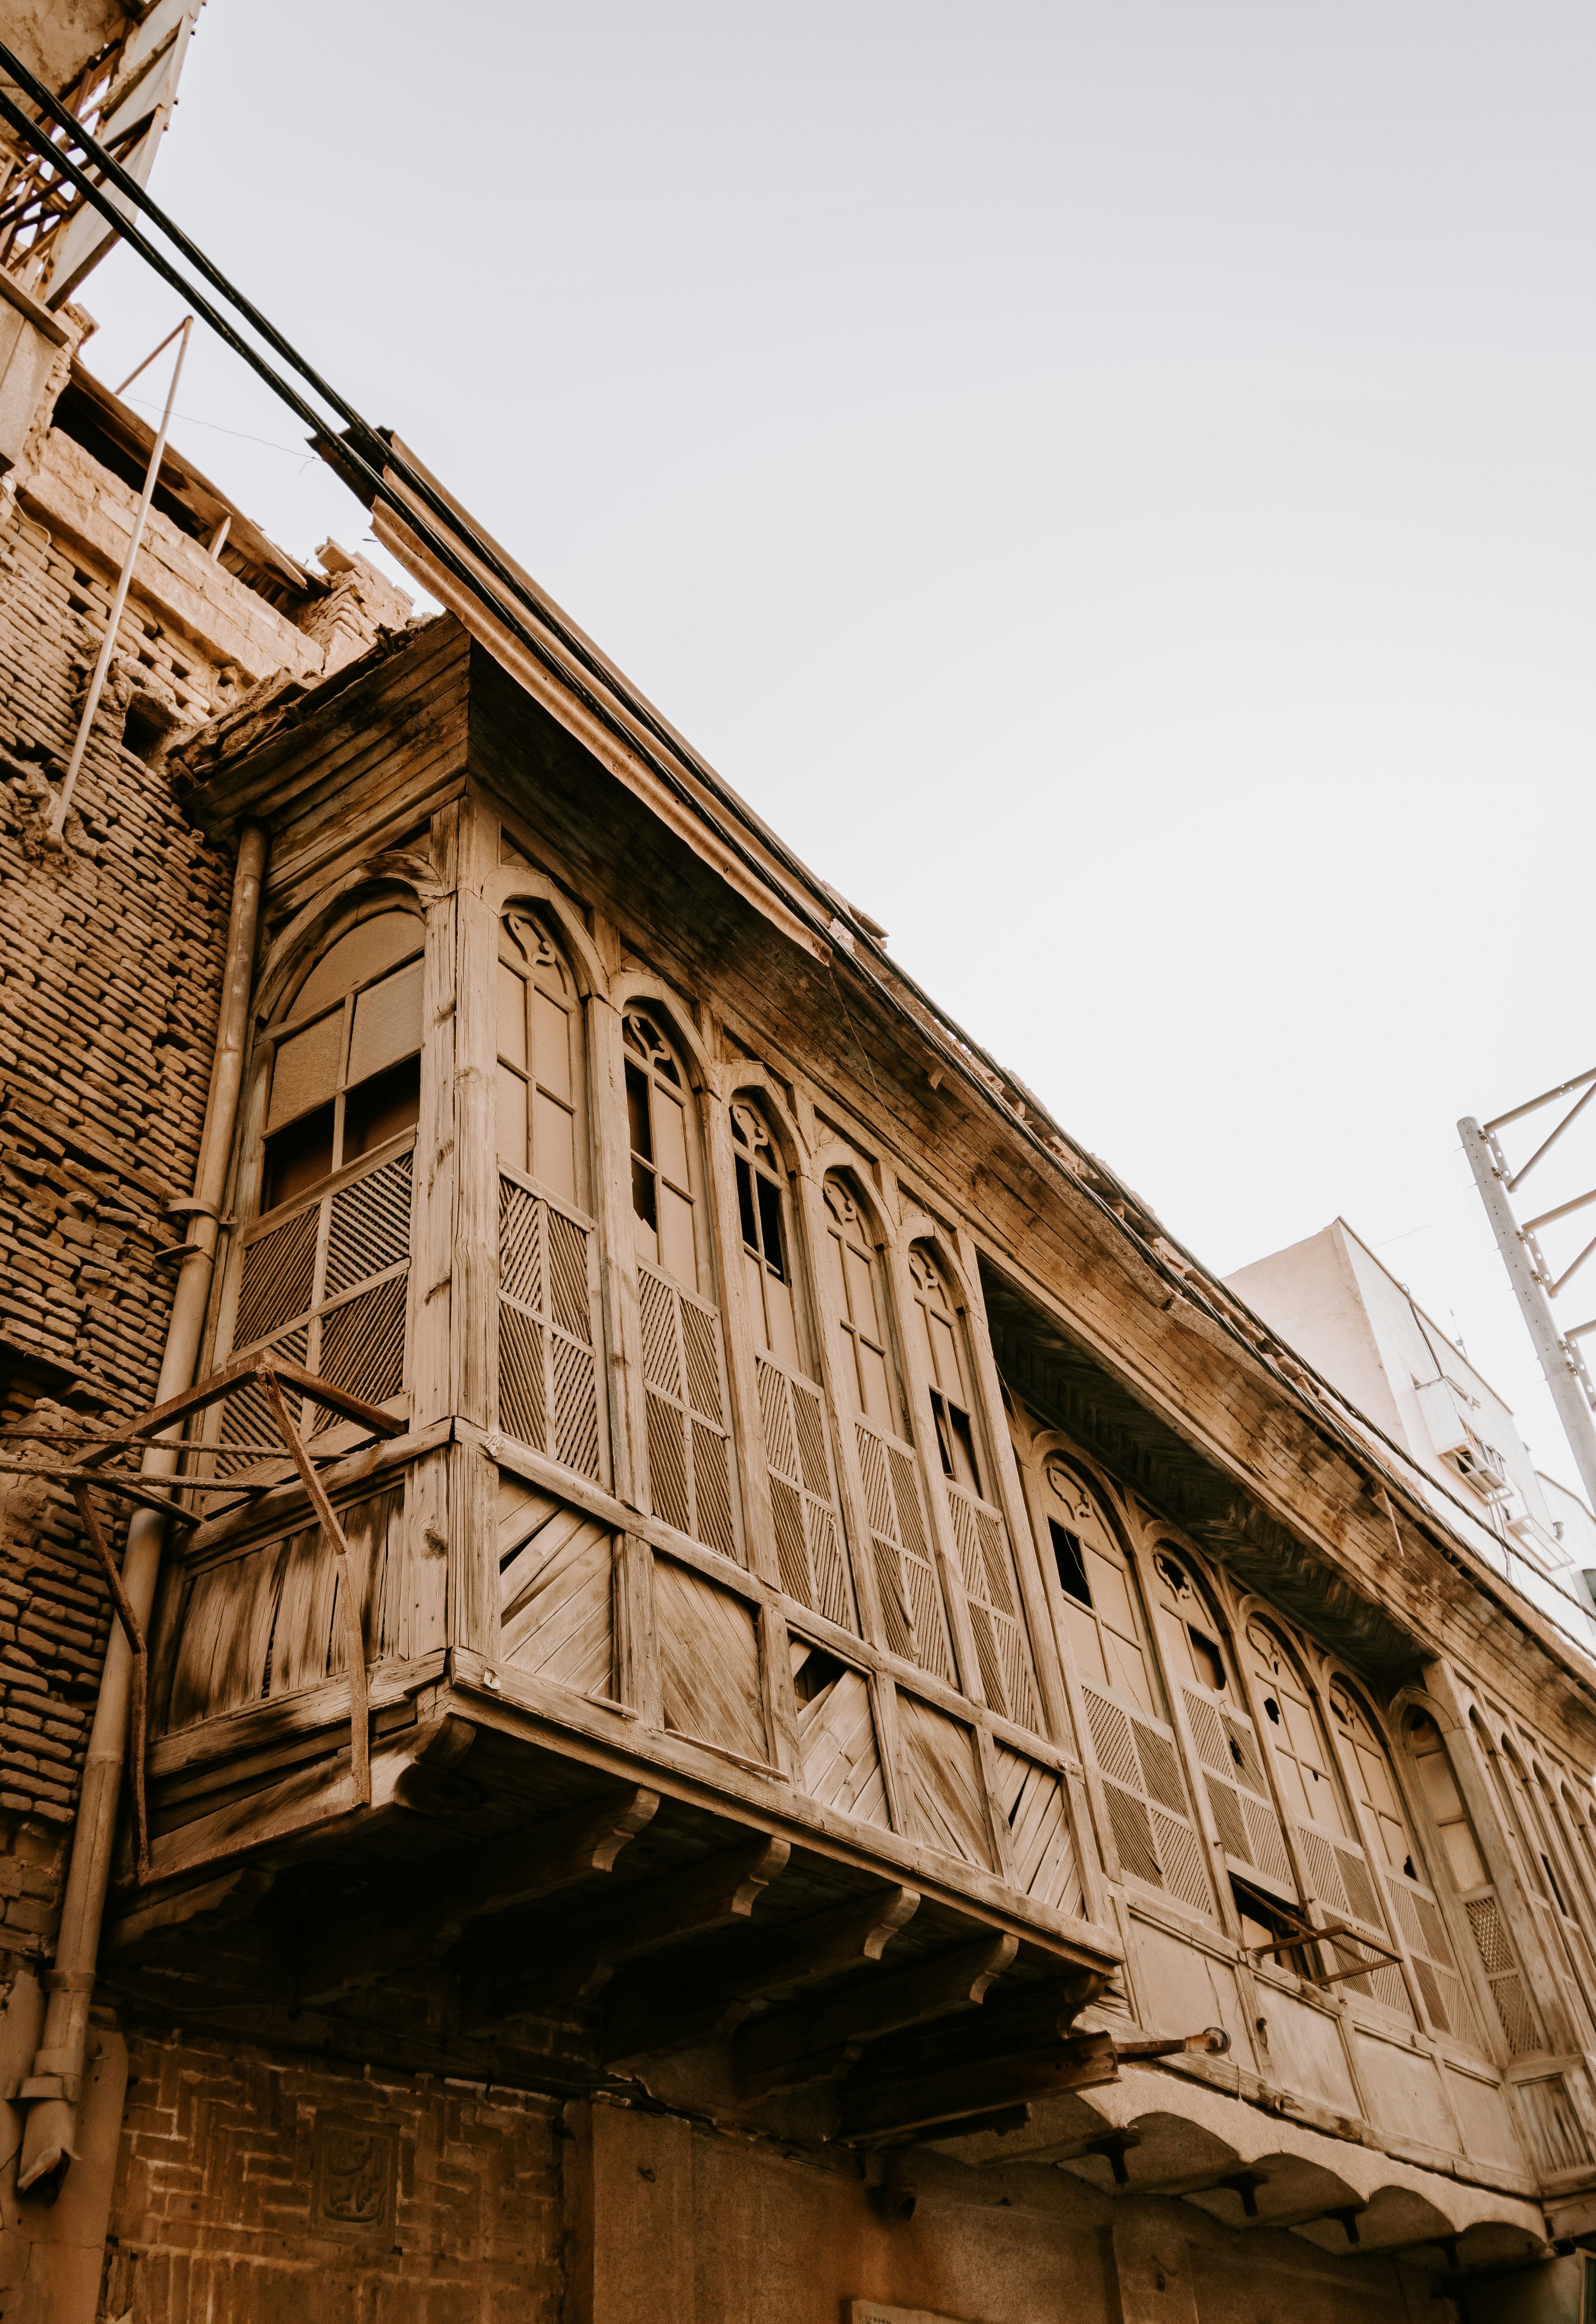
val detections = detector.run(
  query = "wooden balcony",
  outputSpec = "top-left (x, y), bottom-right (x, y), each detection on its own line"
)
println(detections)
top-left (84, 1342), bottom-right (1120, 2136)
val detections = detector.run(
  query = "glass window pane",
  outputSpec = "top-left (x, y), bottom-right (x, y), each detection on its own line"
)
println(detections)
top-left (1086, 1549), bottom-right (1137, 1639)
top-left (532, 1089), bottom-right (577, 1207)
top-left (1066, 1603), bottom-right (1111, 1690)
top-left (531, 988), bottom-right (572, 1104)
top-left (295, 912), bottom-right (419, 1013)
top-left (766, 1271), bottom-right (799, 1371)
top-left (659, 1182), bottom-right (697, 1288)
top-left (929, 1308), bottom-right (960, 1396)
top-left (497, 963), bottom-right (527, 1069)
top-left (859, 1339), bottom-right (893, 1427)
top-left (268, 1010), bottom-right (343, 1130)
top-left (844, 1244), bottom-right (880, 1339)
top-left (1106, 1631), bottom-right (1155, 1718)
top-left (1442, 1820), bottom-right (1487, 1891)
top-left (496, 1063), bottom-right (528, 1173)
top-left (825, 1230), bottom-right (849, 1320)
top-left (348, 959), bottom-right (424, 1085)
top-left (653, 1087), bottom-right (691, 1190)
top-left (1418, 1751), bottom-right (1464, 1822)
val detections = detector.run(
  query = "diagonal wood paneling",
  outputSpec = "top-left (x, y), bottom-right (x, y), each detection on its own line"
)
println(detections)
top-left (496, 1474), bottom-right (614, 1698)
top-left (897, 1690), bottom-right (992, 1870)
top-left (654, 1556), bottom-right (767, 1765)
top-left (795, 1665), bottom-right (890, 1829)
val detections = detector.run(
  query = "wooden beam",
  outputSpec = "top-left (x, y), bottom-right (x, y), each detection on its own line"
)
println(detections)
top-left (734, 1933), bottom-right (1017, 2099)
top-left (837, 2027), bottom-right (1119, 2143)
top-left (602, 1884), bottom-right (921, 2065)
top-left (293, 1785), bottom-right (659, 2005)
top-left (460, 1833), bottom-right (791, 2032)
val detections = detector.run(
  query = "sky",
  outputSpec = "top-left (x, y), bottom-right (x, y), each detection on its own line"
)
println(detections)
top-left (70, 0), bottom-right (1596, 1499)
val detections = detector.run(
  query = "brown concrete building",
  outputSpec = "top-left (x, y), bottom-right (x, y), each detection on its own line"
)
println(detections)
top-left (3, 13), bottom-right (1596, 2322)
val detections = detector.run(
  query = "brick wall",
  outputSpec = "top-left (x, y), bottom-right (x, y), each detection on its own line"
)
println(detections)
top-left (103, 2030), bottom-right (565, 2323)
top-left (0, 477), bottom-right (235, 1862)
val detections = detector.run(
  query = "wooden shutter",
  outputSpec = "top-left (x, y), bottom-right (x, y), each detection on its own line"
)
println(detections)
top-left (497, 1174), bottom-right (605, 1482)
top-left (1080, 1680), bottom-right (1212, 1915)
top-left (1383, 1864), bottom-right (1473, 2042)
top-left (755, 1355), bottom-right (853, 1629)
top-left (638, 1265), bottom-right (739, 1560)
top-left (854, 1417), bottom-right (954, 1681)
top-left (1458, 1890), bottom-right (1544, 2055)
top-left (219, 1150), bottom-right (412, 1464)
top-left (944, 1477), bottom-right (1040, 1732)
top-left (1289, 1816), bottom-right (1413, 2018)
top-left (1179, 1682), bottom-right (1295, 1894)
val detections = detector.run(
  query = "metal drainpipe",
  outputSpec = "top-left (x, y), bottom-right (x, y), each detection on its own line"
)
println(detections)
top-left (17, 818), bottom-right (269, 2194)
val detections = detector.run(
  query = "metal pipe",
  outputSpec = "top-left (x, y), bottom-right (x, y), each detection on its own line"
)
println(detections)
top-left (49, 315), bottom-right (192, 841)
top-left (1459, 1117), bottom-right (1596, 1524)
top-left (17, 819), bottom-right (268, 2196)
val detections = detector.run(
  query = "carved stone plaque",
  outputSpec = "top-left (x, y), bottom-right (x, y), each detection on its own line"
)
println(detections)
top-left (312, 2114), bottom-right (398, 2240)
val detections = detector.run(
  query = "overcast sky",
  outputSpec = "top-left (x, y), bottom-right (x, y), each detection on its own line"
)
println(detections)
top-left (75, 1), bottom-right (1596, 1498)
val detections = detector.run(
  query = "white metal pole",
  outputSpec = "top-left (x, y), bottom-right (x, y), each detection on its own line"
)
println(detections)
top-left (1459, 1114), bottom-right (1596, 1516)
top-left (48, 314), bottom-right (193, 840)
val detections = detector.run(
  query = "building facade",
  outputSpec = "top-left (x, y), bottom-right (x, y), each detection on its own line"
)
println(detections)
top-left (6, 18), bottom-right (1596, 2324)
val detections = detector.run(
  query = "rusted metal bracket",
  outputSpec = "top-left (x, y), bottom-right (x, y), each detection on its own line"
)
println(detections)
top-left (4, 1354), bottom-right (404, 1881)
top-left (1244, 1911), bottom-right (1404, 1989)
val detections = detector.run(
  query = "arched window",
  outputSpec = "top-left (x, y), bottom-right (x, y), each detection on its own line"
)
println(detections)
top-left (1475, 1715), bottom-right (1595, 2046)
top-left (906, 1245), bottom-right (1039, 1731)
top-left (625, 1007), bottom-right (737, 1561)
top-left (220, 902), bottom-right (421, 1462)
top-left (1330, 1683), bottom-right (1416, 1879)
top-left (496, 909), bottom-right (585, 1210)
top-left (1245, 1621), bottom-right (1347, 1837)
top-left (1149, 1548), bottom-right (1232, 1700)
top-left (730, 1101), bottom-right (799, 1371)
top-left (261, 906), bottom-right (422, 1213)
top-left (1042, 1461), bottom-right (1212, 1918)
top-left (1408, 1713), bottom-right (1488, 1892)
top-left (1151, 1551), bottom-right (1295, 1902)
top-left (1410, 1710), bottom-right (1543, 2056)
top-left (908, 1247), bottom-right (981, 1493)
top-left (1332, 1685), bottom-right (1473, 2042)
top-left (624, 1007), bottom-right (703, 1294)
top-left (822, 1177), bottom-right (951, 1680)
top-left (1043, 1461), bottom-right (1155, 1717)
top-left (1246, 1622), bottom-right (1404, 2006)
top-left (823, 1176), bottom-right (899, 1434)
top-left (492, 912), bottom-right (604, 1483)
top-left (734, 1101), bottom-right (851, 1630)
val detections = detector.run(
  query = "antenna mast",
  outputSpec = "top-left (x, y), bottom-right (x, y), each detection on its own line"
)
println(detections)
top-left (1460, 1075), bottom-right (1596, 1514)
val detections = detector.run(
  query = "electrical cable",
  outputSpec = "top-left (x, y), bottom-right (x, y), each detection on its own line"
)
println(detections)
top-left (4, 51), bottom-right (1594, 1684)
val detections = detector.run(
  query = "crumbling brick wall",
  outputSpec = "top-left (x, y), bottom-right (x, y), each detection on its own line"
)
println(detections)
top-left (102, 2031), bottom-right (565, 2323)
top-left (0, 483), bottom-right (235, 1869)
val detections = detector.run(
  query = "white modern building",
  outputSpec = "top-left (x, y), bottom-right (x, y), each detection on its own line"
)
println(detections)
top-left (1226, 1219), bottom-right (1596, 1655)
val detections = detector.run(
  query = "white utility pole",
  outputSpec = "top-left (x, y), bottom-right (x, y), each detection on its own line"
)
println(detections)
top-left (1460, 1080), bottom-right (1596, 1519)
